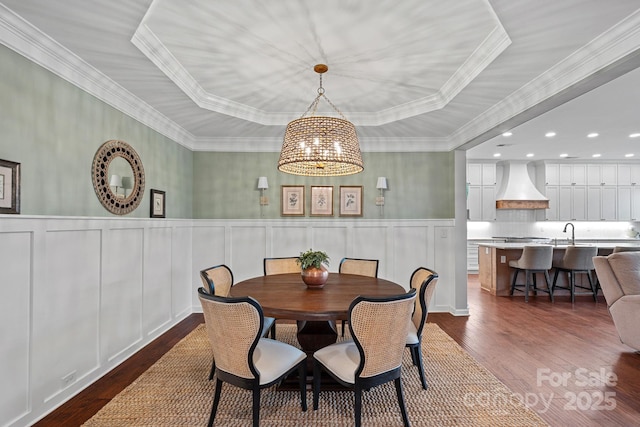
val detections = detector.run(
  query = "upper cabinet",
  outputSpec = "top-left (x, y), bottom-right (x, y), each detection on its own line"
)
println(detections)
top-left (467, 162), bottom-right (496, 221)
top-left (558, 163), bottom-right (586, 185)
top-left (587, 164), bottom-right (617, 186)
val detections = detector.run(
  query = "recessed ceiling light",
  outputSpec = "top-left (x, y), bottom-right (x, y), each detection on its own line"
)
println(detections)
top-left (630, 133), bottom-right (640, 138)
top-left (526, 153), bottom-right (534, 157)
top-left (560, 153), bottom-right (569, 158)
top-left (502, 132), bottom-right (512, 137)
top-left (626, 153), bottom-right (635, 157)
top-left (592, 153), bottom-right (601, 158)
top-left (545, 132), bottom-right (556, 138)
top-left (587, 133), bottom-right (599, 138)
top-left (493, 153), bottom-right (501, 157)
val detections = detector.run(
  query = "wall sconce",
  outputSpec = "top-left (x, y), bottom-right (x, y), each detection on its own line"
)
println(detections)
top-left (376, 177), bottom-right (387, 205)
top-left (258, 176), bottom-right (269, 206)
top-left (376, 177), bottom-right (387, 217)
top-left (109, 174), bottom-right (122, 197)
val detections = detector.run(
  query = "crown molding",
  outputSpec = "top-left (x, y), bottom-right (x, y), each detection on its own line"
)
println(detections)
top-left (0, 4), bottom-right (196, 150)
top-left (450, 9), bottom-right (640, 150)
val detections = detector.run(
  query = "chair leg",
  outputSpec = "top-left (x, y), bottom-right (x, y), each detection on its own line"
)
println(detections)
top-left (341, 320), bottom-right (347, 337)
top-left (532, 271), bottom-right (538, 295)
top-left (394, 377), bottom-right (411, 427)
top-left (354, 385), bottom-right (363, 427)
top-left (413, 343), bottom-right (428, 390)
top-left (208, 359), bottom-right (216, 380)
top-left (252, 386), bottom-right (260, 427)
top-left (312, 361), bottom-right (321, 410)
top-left (208, 378), bottom-right (223, 427)
top-left (524, 270), bottom-right (530, 303)
top-left (510, 269), bottom-right (519, 295)
top-left (298, 362), bottom-right (307, 412)
top-left (570, 271), bottom-right (576, 304)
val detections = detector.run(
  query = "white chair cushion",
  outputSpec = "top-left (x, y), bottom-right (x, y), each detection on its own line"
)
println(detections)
top-left (254, 338), bottom-right (306, 385)
top-left (262, 316), bottom-right (275, 337)
top-left (313, 341), bottom-right (359, 384)
top-left (406, 322), bottom-right (419, 345)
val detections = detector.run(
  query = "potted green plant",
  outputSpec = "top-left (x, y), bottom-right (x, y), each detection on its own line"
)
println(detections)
top-left (297, 249), bottom-right (330, 288)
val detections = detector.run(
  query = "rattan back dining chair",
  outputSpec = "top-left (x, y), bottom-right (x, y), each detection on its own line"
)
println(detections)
top-left (198, 288), bottom-right (307, 427)
top-left (406, 267), bottom-right (439, 390)
top-left (312, 289), bottom-right (416, 427)
top-left (263, 256), bottom-right (301, 275)
top-left (338, 257), bottom-right (379, 336)
top-left (200, 264), bottom-right (234, 297)
top-left (199, 264), bottom-right (276, 379)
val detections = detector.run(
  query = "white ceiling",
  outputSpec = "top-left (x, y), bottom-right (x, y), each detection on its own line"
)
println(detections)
top-left (1, 0), bottom-right (640, 159)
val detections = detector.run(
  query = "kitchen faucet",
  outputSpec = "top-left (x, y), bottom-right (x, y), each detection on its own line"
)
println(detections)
top-left (563, 222), bottom-right (575, 246)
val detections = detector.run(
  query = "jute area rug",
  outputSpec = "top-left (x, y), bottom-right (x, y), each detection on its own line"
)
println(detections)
top-left (84, 324), bottom-right (548, 426)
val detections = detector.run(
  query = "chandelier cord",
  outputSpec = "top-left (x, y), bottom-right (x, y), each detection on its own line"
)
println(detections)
top-left (300, 72), bottom-right (347, 120)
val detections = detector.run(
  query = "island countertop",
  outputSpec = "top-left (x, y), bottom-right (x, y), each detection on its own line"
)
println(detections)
top-left (475, 242), bottom-right (636, 296)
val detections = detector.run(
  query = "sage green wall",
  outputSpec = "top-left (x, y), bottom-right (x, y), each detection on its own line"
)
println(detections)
top-left (193, 151), bottom-right (454, 219)
top-left (0, 45), bottom-right (193, 218)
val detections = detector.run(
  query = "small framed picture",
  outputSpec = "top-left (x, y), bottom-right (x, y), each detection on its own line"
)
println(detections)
top-left (310, 186), bottom-right (334, 216)
top-left (150, 189), bottom-right (166, 218)
top-left (281, 185), bottom-right (305, 216)
top-left (339, 186), bottom-right (363, 217)
top-left (0, 159), bottom-right (20, 214)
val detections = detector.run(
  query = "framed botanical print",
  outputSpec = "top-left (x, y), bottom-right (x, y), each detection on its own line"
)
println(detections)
top-left (0, 159), bottom-right (20, 214)
top-left (150, 189), bottom-right (166, 218)
top-left (310, 186), bottom-right (334, 216)
top-left (281, 185), bottom-right (305, 216)
top-left (339, 185), bottom-right (363, 217)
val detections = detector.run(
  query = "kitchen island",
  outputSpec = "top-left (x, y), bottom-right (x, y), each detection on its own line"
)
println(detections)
top-left (476, 242), bottom-right (635, 296)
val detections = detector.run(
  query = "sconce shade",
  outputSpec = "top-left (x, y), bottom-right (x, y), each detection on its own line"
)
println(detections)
top-left (376, 177), bottom-right (388, 190)
top-left (109, 174), bottom-right (122, 188)
top-left (257, 176), bottom-right (269, 189)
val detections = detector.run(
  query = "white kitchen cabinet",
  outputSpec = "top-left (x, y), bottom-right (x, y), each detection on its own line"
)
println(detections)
top-left (467, 185), bottom-right (496, 221)
top-left (617, 164), bottom-right (640, 186)
top-left (587, 164), bottom-right (617, 186)
top-left (545, 163), bottom-right (559, 185)
top-left (558, 185), bottom-right (586, 221)
top-left (467, 162), bottom-right (496, 221)
top-left (617, 186), bottom-right (640, 220)
top-left (559, 164), bottom-right (586, 185)
top-left (587, 186), bottom-right (617, 220)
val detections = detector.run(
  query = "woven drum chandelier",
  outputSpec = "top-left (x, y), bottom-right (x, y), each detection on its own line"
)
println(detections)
top-left (278, 64), bottom-right (363, 176)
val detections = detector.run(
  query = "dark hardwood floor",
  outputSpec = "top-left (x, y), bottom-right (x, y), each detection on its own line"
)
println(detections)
top-left (35, 275), bottom-right (640, 427)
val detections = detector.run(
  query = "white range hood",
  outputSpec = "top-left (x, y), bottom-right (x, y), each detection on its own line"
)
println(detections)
top-left (495, 161), bottom-right (549, 209)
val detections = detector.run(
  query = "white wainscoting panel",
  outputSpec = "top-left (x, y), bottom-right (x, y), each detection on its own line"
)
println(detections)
top-left (144, 227), bottom-right (173, 336)
top-left (102, 227), bottom-right (144, 362)
top-left (0, 231), bottom-right (32, 424)
top-left (0, 215), bottom-right (462, 427)
top-left (37, 229), bottom-right (101, 404)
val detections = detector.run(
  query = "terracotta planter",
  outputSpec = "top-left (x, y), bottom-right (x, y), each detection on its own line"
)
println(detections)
top-left (301, 266), bottom-right (329, 289)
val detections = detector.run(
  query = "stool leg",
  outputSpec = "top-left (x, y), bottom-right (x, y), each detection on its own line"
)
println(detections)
top-left (551, 269), bottom-right (560, 295)
top-left (570, 271), bottom-right (576, 304)
top-left (544, 271), bottom-right (554, 302)
top-left (524, 270), bottom-right (530, 303)
top-left (510, 269), bottom-right (519, 296)
top-left (587, 271), bottom-right (597, 301)
top-left (532, 273), bottom-right (538, 295)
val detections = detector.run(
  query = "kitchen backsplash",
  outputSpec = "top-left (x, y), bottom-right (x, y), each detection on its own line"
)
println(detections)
top-left (468, 217), bottom-right (638, 240)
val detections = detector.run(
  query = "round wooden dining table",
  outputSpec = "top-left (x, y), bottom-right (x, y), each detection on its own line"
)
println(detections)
top-left (230, 272), bottom-right (406, 359)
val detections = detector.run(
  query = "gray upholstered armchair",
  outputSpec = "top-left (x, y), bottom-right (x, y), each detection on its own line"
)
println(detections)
top-left (593, 252), bottom-right (640, 351)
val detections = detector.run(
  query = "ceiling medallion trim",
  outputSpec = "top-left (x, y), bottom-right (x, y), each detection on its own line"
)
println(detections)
top-left (91, 140), bottom-right (145, 215)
